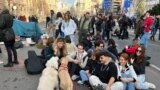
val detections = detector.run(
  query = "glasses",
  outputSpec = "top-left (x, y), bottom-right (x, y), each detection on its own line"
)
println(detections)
top-left (136, 50), bottom-right (142, 53)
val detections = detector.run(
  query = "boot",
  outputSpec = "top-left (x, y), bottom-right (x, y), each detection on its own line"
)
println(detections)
top-left (0, 48), bottom-right (1, 53)
top-left (13, 60), bottom-right (19, 64)
top-left (3, 63), bottom-right (13, 67)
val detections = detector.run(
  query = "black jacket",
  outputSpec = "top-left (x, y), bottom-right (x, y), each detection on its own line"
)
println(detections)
top-left (132, 56), bottom-right (146, 75)
top-left (107, 46), bottom-right (119, 58)
top-left (0, 9), bottom-right (15, 42)
top-left (0, 9), bottom-right (14, 30)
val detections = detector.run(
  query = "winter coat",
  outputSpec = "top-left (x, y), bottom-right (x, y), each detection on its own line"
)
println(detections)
top-left (0, 9), bottom-right (15, 42)
top-left (143, 16), bottom-right (153, 32)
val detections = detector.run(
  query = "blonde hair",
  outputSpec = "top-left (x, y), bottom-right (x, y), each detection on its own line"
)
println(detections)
top-left (53, 38), bottom-right (68, 57)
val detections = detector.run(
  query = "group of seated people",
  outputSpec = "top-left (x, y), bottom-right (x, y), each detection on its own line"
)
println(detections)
top-left (41, 35), bottom-right (156, 90)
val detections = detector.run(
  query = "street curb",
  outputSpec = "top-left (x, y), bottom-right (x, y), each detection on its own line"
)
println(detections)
top-left (150, 64), bottom-right (160, 72)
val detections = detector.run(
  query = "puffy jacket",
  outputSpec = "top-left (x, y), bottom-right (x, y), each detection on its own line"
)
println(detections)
top-left (0, 9), bottom-right (14, 30)
top-left (143, 16), bottom-right (153, 32)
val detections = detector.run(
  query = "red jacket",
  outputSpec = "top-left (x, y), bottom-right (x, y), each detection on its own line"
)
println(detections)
top-left (125, 45), bottom-right (139, 54)
top-left (143, 16), bottom-right (153, 32)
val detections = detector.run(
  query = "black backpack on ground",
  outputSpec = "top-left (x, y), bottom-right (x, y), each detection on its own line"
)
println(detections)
top-left (24, 50), bottom-right (44, 75)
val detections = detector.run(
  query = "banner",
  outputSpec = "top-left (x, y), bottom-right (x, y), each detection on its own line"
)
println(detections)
top-left (12, 20), bottom-right (43, 37)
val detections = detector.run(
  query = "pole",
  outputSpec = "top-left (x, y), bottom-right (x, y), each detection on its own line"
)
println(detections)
top-left (159, 0), bottom-right (160, 40)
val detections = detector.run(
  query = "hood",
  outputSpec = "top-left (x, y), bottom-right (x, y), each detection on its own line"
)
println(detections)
top-left (1, 9), bottom-right (9, 14)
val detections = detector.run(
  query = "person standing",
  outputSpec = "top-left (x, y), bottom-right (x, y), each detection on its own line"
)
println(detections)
top-left (0, 5), bottom-right (18, 67)
top-left (140, 11), bottom-right (153, 48)
top-left (79, 12), bottom-right (91, 42)
top-left (55, 12), bottom-right (63, 39)
top-left (48, 10), bottom-right (56, 37)
top-left (118, 15), bottom-right (129, 40)
top-left (61, 13), bottom-right (77, 44)
top-left (50, 10), bottom-right (56, 24)
top-left (104, 15), bottom-right (113, 41)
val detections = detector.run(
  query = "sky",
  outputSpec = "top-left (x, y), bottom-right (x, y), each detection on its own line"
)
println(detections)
top-left (64, 0), bottom-right (75, 6)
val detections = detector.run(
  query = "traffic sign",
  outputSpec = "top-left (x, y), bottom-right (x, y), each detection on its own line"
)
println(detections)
top-left (102, 0), bottom-right (111, 9)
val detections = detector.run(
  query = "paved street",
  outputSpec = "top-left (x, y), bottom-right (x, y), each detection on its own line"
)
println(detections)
top-left (0, 33), bottom-right (160, 90)
top-left (0, 22), bottom-right (160, 90)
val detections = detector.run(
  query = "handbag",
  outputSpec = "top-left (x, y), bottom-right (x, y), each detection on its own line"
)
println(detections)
top-left (3, 28), bottom-right (15, 41)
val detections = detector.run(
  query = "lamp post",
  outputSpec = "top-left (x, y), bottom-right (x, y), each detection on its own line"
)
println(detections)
top-left (12, 5), bottom-right (17, 16)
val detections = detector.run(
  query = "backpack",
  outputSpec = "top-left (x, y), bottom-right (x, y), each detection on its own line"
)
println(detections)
top-left (24, 50), bottom-right (44, 75)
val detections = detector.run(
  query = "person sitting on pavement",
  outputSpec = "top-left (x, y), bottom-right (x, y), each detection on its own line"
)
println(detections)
top-left (87, 40), bottom-right (104, 59)
top-left (67, 43), bottom-right (88, 79)
top-left (41, 37), bottom-right (54, 64)
top-left (76, 41), bottom-right (105, 85)
top-left (52, 37), bottom-right (68, 60)
top-left (116, 53), bottom-right (137, 90)
top-left (80, 33), bottom-right (93, 52)
top-left (89, 50), bottom-right (123, 90)
top-left (123, 39), bottom-right (139, 56)
top-left (88, 40), bottom-right (118, 61)
top-left (107, 39), bottom-right (119, 59)
top-left (65, 35), bottom-right (77, 54)
top-left (130, 45), bottom-right (156, 90)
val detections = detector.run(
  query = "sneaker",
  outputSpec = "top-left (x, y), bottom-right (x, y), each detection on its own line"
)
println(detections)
top-left (71, 75), bottom-right (79, 80)
top-left (147, 82), bottom-right (156, 89)
top-left (0, 61), bottom-right (3, 64)
top-left (92, 84), bottom-right (104, 90)
top-left (77, 80), bottom-right (84, 85)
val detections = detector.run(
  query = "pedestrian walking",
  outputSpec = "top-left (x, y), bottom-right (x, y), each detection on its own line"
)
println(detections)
top-left (140, 11), bottom-right (153, 48)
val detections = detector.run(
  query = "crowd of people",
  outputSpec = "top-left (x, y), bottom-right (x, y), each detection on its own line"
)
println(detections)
top-left (0, 3), bottom-right (159, 89)
top-left (41, 9), bottom-right (158, 90)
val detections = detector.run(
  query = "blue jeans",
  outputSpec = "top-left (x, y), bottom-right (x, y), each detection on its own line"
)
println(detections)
top-left (79, 70), bottom-right (89, 82)
top-left (140, 32), bottom-right (148, 48)
top-left (121, 73), bottom-right (135, 90)
top-left (135, 74), bottom-right (149, 90)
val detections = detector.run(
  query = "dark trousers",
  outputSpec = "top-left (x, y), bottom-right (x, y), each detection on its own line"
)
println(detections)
top-left (119, 27), bottom-right (128, 39)
top-left (4, 40), bottom-right (17, 64)
top-left (68, 62), bottom-right (82, 76)
top-left (55, 29), bottom-right (60, 39)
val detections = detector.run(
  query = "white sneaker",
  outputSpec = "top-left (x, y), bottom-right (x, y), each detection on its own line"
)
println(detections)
top-left (147, 82), bottom-right (156, 89)
top-left (71, 75), bottom-right (79, 80)
top-left (0, 61), bottom-right (3, 64)
top-left (77, 80), bottom-right (84, 85)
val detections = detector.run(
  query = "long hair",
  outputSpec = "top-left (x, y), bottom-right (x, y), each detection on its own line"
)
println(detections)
top-left (53, 37), bottom-right (68, 57)
top-left (135, 45), bottom-right (145, 63)
top-left (108, 39), bottom-right (116, 46)
top-left (64, 13), bottom-right (70, 22)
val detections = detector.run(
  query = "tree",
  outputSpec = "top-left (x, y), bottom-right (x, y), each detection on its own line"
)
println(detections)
top-left (148, 4), bottom-right (160, 15)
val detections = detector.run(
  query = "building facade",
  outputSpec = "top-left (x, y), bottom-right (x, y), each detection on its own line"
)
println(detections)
top-left (2, 0), bottom-right (58, 21)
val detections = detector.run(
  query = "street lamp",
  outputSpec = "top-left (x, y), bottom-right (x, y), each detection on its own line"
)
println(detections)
top-left (12, 5), bottom-right (17, 16)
